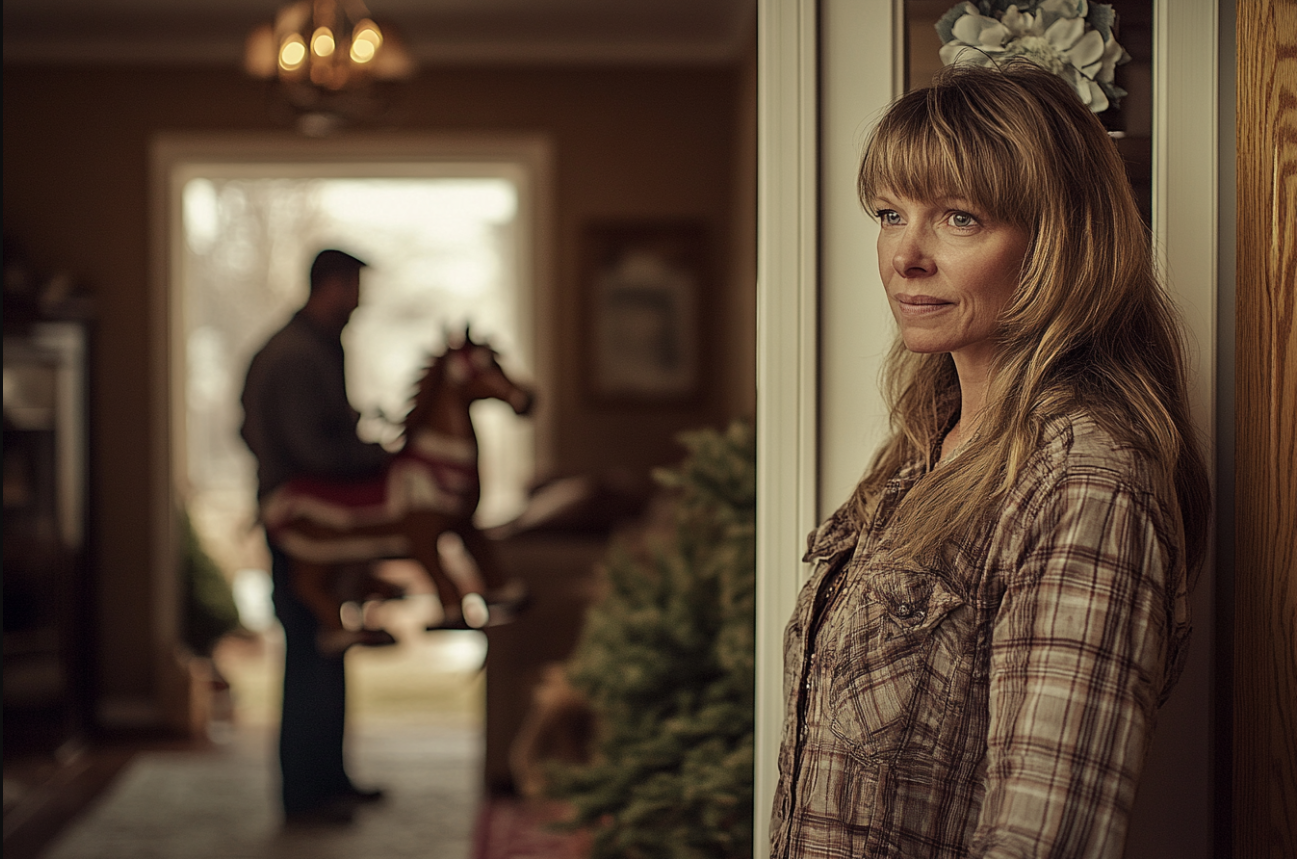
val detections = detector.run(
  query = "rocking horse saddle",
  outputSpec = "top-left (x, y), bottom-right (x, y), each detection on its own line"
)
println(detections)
top-left (262, 430), bottom-right (480, 564)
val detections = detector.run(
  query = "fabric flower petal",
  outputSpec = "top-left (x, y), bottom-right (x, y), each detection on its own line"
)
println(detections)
top-left (1039, 0), bottom-right (1086, 17)
top-left (1057, 65), bottom-right (1084, 98)
top-left (938, 43), bottom-right (969, 66)
top-left (1046, 16), bottom-right (1086, 51)
top-left (1001, 7), bottom-right (1040, 38)
top-left (950, 14), bottom-right (986, 44)
top-left (1097, 36), bottom-right (1128, 83)
top-left (978, 21), bottom-right (1012, 48)
top-left (935, 2), bottom-right (980, 44)
top-left (1066, 29), bottom-right (1105, 70)
top-left (1083, 78), bottom-right (1109, 112)
top-left (1073, 79), bottom-right (1092, 106)
top-left (952, 14), bottom-right (1009, 49)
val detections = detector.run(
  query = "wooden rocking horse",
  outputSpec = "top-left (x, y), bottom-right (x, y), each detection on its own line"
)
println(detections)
top-left (261, 329), bottom-right (534, 654)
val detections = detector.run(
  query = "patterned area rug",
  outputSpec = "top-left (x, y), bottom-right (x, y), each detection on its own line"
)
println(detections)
top-left (473, 797), bottom-right (589, 859)
top-left (40, 724), bottom-right (479, 859)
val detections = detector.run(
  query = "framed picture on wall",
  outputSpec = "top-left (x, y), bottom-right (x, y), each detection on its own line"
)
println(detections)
top-left (582, 220), bottom-right (706, 403)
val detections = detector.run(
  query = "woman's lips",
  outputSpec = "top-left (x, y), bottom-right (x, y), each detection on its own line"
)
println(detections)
top-left (895, 293), bottom-right (953, 315)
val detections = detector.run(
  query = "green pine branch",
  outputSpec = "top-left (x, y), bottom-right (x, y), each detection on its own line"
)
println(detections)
top-left (549, 421), bottom-right (756, 859)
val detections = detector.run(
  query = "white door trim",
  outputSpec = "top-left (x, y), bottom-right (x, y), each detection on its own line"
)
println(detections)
top-left (1128, 2), bottom-right (1218, 855)
top-left (754, 0), bottom-right (820, 850)
top-left (754, 0), bottom-right (901, 851)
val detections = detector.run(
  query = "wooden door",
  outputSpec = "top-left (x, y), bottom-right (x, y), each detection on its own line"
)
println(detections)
top-left (1233, 2), bottom-right (1297, 857)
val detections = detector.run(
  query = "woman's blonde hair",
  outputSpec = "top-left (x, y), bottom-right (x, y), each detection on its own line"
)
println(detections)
top-left (854, 61), bottom-right (1210, 572)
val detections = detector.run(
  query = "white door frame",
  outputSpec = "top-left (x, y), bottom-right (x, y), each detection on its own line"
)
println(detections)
top-left (754, 1), bottom-right (1220, 854)
top-left (753, 1), bottom-right (820, 846)
top-left (754, 1), bottom-right (899, 851)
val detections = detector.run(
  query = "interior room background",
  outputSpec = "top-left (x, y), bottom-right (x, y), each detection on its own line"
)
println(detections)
top-left (3, 34), bottom-right (759, 734)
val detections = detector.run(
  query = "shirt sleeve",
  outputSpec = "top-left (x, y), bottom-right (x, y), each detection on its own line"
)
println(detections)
top-left (970, 469), bottom-right (1182, 858)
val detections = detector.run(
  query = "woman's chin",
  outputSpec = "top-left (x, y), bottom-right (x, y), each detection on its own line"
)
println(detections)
top-left (899, 333), bottom-right (948, 355)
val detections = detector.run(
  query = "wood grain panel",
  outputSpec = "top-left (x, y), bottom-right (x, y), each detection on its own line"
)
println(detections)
top-left (1235, 2), bottom-right (1297, 857)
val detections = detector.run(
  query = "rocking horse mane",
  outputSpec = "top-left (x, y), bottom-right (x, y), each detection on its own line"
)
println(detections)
top-left (401, 349), bottom-right (453, 438)
top-left (400, 334), bottom-right (498, 439)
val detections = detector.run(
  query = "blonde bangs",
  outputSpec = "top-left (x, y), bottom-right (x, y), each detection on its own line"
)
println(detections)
top-left (858, 112), bottom-right (970, 210)
top-left (858, 72), bottom-right (1046, 231)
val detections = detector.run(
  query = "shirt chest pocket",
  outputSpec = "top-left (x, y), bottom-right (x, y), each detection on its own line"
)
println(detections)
top-left (827, 568), bottom-right (969, 761)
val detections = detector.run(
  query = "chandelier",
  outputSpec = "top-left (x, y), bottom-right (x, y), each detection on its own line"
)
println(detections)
top-left (244, 0), bottom-right (415, 134)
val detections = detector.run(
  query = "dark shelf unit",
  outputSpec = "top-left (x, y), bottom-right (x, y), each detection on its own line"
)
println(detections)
top-left (4, 321), bottom-right (94, 756)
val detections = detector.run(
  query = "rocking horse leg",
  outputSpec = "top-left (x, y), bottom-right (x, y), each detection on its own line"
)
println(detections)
top-left (456, 524), bottom-right (530, 627)
top-left (406, 512), bottom-right (471, 630)
top-left (292, 560), bottom-right (347, 631)
top-left (335, 562), bottom-right (406, 603)
top-left (293, 560), bottom-right (398, 656)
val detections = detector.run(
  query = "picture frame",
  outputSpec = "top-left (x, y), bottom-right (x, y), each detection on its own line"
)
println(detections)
top-left (582, 220), bottom-right (706, 403)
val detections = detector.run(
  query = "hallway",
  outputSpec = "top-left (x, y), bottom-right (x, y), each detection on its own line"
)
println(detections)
top-left (40, 722), bottom-right (479, 859)
top-left (5, 591), bottom-right (588, 859)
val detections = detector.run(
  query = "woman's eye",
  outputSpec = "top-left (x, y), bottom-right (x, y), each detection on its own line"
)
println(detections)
top-left (877, 209), bottom-right (901, 226)
top-left (948, 212), bottom-right (978, 228)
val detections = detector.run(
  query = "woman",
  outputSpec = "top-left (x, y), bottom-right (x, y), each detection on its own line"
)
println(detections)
top-left (770, 62), bottom-right (1210, 858)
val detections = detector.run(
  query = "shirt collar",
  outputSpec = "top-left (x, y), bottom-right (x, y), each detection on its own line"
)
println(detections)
top-left (803, 453), bottom-right (928, 565)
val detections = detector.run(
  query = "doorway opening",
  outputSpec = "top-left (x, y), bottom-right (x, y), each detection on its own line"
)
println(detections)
top-left (169, 155), bottom-right (542, 734)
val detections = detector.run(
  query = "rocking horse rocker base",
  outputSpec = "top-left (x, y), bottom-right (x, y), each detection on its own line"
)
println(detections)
top-left (311, 560), bottom-right (405, 654)
top-left (317, 627), bottom-right (400, 656)
top-left (263, 332), bottom-right (535, 655)
top-left (427, 580), bottom-right (531, 631)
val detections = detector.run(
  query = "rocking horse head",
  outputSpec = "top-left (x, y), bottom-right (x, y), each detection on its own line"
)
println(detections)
top-left (404, 327), bottom-right (534, 437)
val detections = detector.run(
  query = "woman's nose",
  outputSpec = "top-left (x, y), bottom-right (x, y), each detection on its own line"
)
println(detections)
top-left (892, 227), bottom-right (935, 277)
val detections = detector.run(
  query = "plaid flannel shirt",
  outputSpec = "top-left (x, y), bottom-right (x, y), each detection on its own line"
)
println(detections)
top-left (770, 414), bottom-right (1192, 858)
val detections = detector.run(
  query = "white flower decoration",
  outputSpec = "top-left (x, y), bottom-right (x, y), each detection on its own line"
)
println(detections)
top-left (936, 0), bottom-right (1130, 112)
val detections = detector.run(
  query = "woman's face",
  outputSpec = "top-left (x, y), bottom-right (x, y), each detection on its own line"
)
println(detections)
top-left (871, 190), bottom-right (1030, 375)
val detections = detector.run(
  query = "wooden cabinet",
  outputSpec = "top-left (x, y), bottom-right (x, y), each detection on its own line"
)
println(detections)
top-left (482, 532), bottom-right (607, 792)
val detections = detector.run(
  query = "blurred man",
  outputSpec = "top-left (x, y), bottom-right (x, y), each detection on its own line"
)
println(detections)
top-left (240, 249), bottom-right (388, 825)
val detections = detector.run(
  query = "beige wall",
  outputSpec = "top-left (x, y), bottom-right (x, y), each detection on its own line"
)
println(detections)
top-left (2, 61), bottom-right (755, 714)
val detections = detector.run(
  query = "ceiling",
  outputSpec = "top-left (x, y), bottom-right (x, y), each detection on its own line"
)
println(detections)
top-left (3, 0), bottom-right (755, 66)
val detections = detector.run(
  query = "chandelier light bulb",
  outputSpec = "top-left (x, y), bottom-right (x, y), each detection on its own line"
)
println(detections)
top-left (279, 34), bottom-right (307, 70)
top-left (353, 19), bottom-right (383, 49)
top-left (311, 27), bottom-right (336, 58)
top-left (350, 39), bottom-right (376, 63)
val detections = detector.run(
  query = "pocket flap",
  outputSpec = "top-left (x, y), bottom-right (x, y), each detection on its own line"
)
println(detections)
top-left (866, 568), bottom-right (964, 633)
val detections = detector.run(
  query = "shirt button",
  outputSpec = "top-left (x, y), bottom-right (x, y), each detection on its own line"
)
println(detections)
top-left (895, 602), bottom-right (913, 618)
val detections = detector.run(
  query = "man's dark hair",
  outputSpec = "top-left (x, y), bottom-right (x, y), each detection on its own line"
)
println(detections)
top-left (309, 249), bottom-right (367, 292)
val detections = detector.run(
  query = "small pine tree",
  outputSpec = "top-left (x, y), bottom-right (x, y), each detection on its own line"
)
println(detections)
top-left (180, 508), bottom-right (242, 656)
top-left (549, 421), bottom-right (755, 859)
